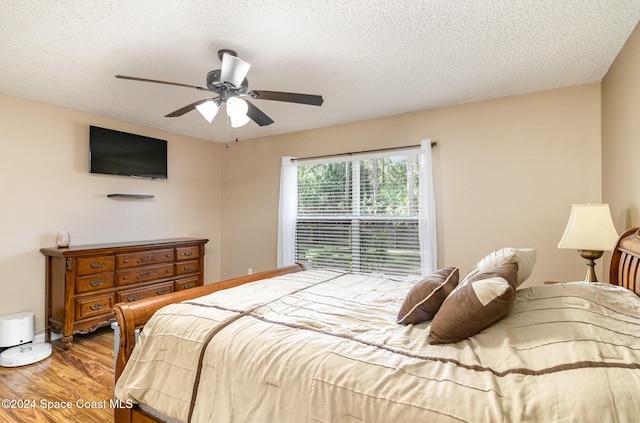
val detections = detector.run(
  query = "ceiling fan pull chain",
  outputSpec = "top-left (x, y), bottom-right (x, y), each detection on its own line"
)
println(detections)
top-left (226, 112), bottom-right (230, 148)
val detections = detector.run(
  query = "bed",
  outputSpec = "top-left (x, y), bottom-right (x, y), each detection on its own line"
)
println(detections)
top-left (113, 228), bottom-right (640, 423)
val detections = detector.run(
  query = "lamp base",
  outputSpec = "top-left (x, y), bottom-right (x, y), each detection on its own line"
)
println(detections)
top-left (577, 249), bottom-right (604, 282)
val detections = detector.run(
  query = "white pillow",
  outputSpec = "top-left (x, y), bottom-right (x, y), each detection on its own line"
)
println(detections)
top-left (462, 248), bottom-right (536, 287)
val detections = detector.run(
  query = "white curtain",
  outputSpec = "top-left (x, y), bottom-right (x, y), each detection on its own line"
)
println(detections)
top-left (418, 139), bottom-right (437, 275)
top-left (277, 156), bottom-right (297, 267)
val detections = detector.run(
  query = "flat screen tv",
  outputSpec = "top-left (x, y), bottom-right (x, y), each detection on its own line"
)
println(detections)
top-left (89, 126), bottom-right (168, 179)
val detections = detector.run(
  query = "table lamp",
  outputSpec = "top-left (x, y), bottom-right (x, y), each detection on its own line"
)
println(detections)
top-left (558, 204), bottom-right (618, 282)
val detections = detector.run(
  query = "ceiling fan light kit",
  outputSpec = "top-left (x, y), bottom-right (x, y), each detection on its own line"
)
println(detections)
top-left (220, 53), bottom-right (251, 88)
top-left (230, 113), bottom-right (251, 128)
top-left (195, 99), bottom-right (219, 123)
top-left (116, 49), bottom-right (323, 132)
top-left (226, 96), bottom-right (248, 115)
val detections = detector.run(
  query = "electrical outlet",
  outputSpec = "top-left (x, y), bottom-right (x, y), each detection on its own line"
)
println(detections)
top-left (248, 268), bottom-right (253, 275)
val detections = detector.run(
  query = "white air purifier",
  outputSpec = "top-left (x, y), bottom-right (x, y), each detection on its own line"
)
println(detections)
top-left (0, 312), bottom-right (52, 367)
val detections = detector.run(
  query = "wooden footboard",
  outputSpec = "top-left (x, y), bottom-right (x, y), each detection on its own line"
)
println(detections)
top-left (113, 263), bottom-right (305, 423)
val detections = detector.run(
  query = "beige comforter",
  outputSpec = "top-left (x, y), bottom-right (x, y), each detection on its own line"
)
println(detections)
top-left (115, 269), bottom-right (640, 422)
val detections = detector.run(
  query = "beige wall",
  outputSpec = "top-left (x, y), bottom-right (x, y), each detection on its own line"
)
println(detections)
top-left (0, 93), bottom-right (223, 333)
top-left (220, 84), bottom-right (602, 286)
top-left (602, 23), bottom-right (640, 230)
top-left (2, 53), bottom-right (622, 334)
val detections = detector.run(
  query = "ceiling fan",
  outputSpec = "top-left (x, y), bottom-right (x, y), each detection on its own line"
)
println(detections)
top-left (115, 49), bottom-right (324, 128)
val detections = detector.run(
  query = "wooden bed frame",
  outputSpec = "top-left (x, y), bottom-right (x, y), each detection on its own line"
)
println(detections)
top-left (113, 228), bottom-right (640, 422)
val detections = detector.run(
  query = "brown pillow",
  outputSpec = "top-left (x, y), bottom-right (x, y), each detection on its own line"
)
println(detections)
top-left (428, 262), bottom-right (517, 344)
top-left (397, 267), bottom-right (459, 325)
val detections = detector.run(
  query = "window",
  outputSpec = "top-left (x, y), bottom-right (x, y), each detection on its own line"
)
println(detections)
top-left (278, 140), bottom-right (436, 277)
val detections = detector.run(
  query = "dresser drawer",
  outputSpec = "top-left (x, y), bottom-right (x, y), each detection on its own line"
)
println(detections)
top-left (118, 249), bottom-right (175, 269)
top-left (75, 294), bottom-right (114, 320)
top-left (76, 273), bottom-right (115, 293)
top-left (175, 259), bottom-right (200, 276)
top-left (176, 246), bottom-right (200, 261)
top-left (174, 276), bottom-right (199, 291)
top-left (117, 263), bottom-right (174, 286)
top-left (117, 281), bottom-right (174, 303)
top-left (76, 255), bottom-right (115, 275)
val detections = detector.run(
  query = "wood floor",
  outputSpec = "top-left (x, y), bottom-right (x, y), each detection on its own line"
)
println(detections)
top-left (0, 326), bottom-right (115, 423)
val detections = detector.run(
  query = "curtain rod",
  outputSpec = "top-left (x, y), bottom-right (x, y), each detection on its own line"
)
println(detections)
top-left (291, 141), bottom-right (437, 163)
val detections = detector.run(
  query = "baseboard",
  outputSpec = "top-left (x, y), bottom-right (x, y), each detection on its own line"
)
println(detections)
top-left (36, 332), bottom-right (62, 343)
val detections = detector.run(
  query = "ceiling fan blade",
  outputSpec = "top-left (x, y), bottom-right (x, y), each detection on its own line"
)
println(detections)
top-left (220, 54), bottom-right (251, 88)
top-left (251, 90), bottom-right (324, 106)
top-left (245, 100), bottom-right (275, 126)
top-left (165, 98), bottom-right (213, 117)
top-left (115, 75), bottom-right (210, 91)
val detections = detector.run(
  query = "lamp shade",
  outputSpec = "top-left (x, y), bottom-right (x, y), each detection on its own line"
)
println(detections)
top-left (195, 99), bottom-right (219, 123)
top-left (220, 53), bottom-right (251, 88)
top-left (226, 97), bottom-right (250, 128)
top-left (230, 114), bottom-right (250, 128)
top-left (558, 204), bottom-right (618, 251)
top-left (226, 97), bottom-right (248, 118)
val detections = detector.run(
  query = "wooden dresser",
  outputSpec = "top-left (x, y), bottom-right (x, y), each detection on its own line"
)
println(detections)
top-left (40, 238), bottom-right (208, 349)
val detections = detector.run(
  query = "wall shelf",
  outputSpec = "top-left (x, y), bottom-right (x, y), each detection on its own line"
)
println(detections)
top-left (107, 194), bottom-right (155, 199)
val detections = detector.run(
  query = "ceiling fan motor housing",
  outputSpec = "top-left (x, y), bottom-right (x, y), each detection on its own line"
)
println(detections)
top-left (206, 70), bottom-right (222, 91)
top-left (206, 70), bottom-right (248, 98)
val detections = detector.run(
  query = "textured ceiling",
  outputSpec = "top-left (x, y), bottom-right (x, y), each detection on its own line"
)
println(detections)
top-left (1, 1), bottom-right (639, 143)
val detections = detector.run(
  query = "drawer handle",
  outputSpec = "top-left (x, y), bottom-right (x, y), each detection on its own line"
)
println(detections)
top-left (182, 251), bottom-right (193, 257)
top-left (89, 262), bottom-right (106, 269)
top-left (183, 283), bottom-right (195, 289)
top-left (126, 295), bottom-right (139, 302)
top-left (183, 265), bottom-right (193, 271)
top-left (137, 271), bottom-right (157, 280)
top-left (89, 279), bottom-right (105, 287)
top-left (156, 289), bottom-right (169, 295)
top-left (89, 303), bottom-right (105, 311)
top-left (137, 255), bottom-right (158, 264)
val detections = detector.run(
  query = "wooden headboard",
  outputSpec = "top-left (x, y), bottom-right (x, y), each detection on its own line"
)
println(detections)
top-left (609, 227), bottom-right (640, 296)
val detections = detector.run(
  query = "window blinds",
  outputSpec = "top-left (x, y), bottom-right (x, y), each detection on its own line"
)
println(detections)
top-left (295, 152), bottom-right (422, 275)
